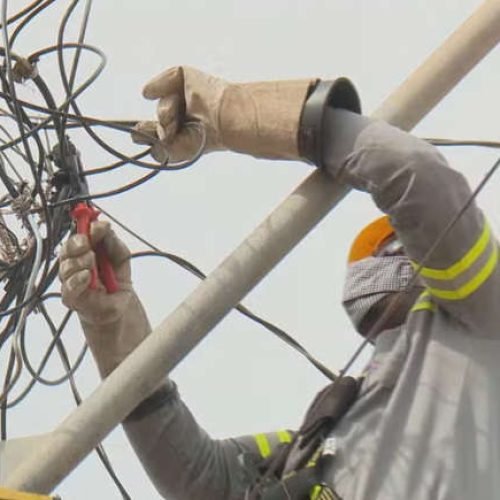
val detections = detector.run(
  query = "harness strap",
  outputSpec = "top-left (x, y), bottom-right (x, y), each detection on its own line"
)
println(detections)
top-left (248, 456), bottom-right (343, 500)
top-left (246, 376), bottom-right (360, 500)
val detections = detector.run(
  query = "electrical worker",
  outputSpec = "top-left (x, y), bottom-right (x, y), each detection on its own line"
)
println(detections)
top-left (59, 66), bottom-right (500, 500)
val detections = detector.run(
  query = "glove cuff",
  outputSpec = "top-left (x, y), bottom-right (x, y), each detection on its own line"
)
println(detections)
top-left (298, 78), bottom-right (361, 167)
top-left (219, 79), bottom-right (317, 160)
top-left (80, 292), bottom-right (151, 378)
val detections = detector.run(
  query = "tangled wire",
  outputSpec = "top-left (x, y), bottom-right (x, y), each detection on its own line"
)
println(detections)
top-left (0, 1), bottom-right (499, 498)
top-left (0, 1), bottom-right (208, 497)
top-left (0, 2), bottom-right (337, 496)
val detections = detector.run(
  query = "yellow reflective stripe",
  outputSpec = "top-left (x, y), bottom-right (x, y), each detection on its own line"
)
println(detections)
top-left (254, 433), bottom-right (271, 458)
top-left (277, 429), bottom-right (292, 444)
top-left (411, 290), bottom-right (435, 312)
top-left (411, 301), bottom-right (436, 312)
top-left (310, 485), bottom-right (337, 500)
top-left (415, 222), bottom-right (490, 281)
top-left (427, 243), bottom-right (498, 300)
top-left (310, 485), bottom-right (322, 500)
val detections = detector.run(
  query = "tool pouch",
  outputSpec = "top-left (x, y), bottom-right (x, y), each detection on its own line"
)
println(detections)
top-left (282, 376), bottom-right (360, 474)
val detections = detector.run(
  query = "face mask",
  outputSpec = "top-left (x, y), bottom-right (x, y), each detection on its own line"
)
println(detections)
top-left (342, 255), bottom-right (420, 334)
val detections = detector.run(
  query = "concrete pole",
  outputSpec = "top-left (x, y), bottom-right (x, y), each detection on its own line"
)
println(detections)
top-left (5, 0), bottom-right (500, 494)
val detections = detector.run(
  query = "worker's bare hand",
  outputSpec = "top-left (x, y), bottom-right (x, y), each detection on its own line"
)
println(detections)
top-left (132, 66), bottom-right (229, 163)
top-left (59, 221), bottom-right (133, 325)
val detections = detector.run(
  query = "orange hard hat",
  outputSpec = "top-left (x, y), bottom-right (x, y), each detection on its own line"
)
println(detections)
top-left (348, 215), bottom-right (396, 263)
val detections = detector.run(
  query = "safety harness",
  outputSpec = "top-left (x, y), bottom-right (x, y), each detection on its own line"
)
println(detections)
top-left (245, 376), bottom-right (361, 500)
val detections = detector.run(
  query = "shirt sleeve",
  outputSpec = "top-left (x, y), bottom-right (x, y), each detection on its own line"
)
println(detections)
top-left (122, 381), bottom-right (294, 499)
top-left (325, 117), bottom-right (500, 336)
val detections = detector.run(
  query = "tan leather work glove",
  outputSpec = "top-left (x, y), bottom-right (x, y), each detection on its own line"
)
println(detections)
top-left (59, 221), bottom-right (150, 378)
top-left (132, 66), bottom-right (317, 163)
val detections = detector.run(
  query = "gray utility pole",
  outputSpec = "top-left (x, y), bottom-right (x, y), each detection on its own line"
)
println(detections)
top-left (5, 0), bottom-right (500, 494)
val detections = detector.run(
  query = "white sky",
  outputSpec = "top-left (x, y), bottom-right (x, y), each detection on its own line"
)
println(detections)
top-left (1, 0), bottom-right (500, 498)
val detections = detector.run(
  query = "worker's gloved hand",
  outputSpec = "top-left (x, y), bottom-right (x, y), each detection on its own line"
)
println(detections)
top-left (59, 221), bottom-right (151, 378)
top-left (132, 65), bottom-right (317, 163)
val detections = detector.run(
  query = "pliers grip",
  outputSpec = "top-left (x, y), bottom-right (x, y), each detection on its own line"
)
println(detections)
top-left (70, 202), bottom-right (119, 294)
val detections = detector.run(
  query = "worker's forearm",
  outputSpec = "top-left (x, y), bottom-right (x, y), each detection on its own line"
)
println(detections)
top-left (123, 383), bottom-right (250, 500)
top-left (80, 293), bottom-right (151, 378)
top-left (322, 109), bottom-right (482, 268)
top-left (78, 288), bottom-right (251, 499)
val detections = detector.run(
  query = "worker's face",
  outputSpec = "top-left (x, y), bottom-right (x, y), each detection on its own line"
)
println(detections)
top-left (342, 238), bottom-right (422, 337)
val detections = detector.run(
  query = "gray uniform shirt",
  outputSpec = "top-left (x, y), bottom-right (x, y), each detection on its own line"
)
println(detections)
top-left (123, 121), bottom-right (500, 499)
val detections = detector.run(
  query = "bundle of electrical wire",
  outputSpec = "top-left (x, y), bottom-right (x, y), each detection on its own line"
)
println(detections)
top-left (0, 1), bottom-right (206, 497)
top-left (0, 3), bottom-right (499, 499)
top-left (0, 3), bottom-right (334, 496)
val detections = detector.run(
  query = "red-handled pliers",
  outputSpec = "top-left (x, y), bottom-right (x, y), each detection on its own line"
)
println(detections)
top-left (53, 140), bottom-right (119, 294)
top-left (70, 202), bottom-right (119, 293)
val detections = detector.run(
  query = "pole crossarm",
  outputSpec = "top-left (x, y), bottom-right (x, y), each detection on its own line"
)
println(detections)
top-left (4, 0), bottom-right (500, 494)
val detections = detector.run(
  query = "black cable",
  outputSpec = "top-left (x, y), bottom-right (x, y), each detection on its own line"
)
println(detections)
top-left (0, 315), bottom-right (18, 439)
top-left (49, 168), bottom-right (160, 207)
top-left (0, 90), bottom-right (203, 172)
top-left (36, 300), bottom-right (131, 500)
top-left (58, 0), bottom-right (93, 136)
top-left (29, 42), bottom-right (106, 101)
top-left (0, 4), bottom-right (134, 496)
top-left (0, 0), bottom-right (47, 29)
top-left (0, 50), bottom-right (56, 309)
top-left (8, 0), bottom-right (57, 49)
top-left (427, 138), bottom-right (500, 149)
top-left (0, 251), bottom-right (58, 318)
top-left (82, 150), bottom-right (151, 176)
top-left (19, 308), bottom-right (86, 389)
top-left (97, 204), bottom-right (337, 381)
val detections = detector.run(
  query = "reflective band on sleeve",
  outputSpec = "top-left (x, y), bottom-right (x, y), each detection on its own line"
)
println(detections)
top-left (411, 290), bottom-right (436, 312)
top-left (427, 243), bottom-right (498, 300)
top-left (411, 301), bottom-right (436, 312)
top-left (254, 433), bottom-right (272, 458)
top-left (277, 429), bottom-right (292, 444)
top-left (416, 222), bottom-right (491, 280)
